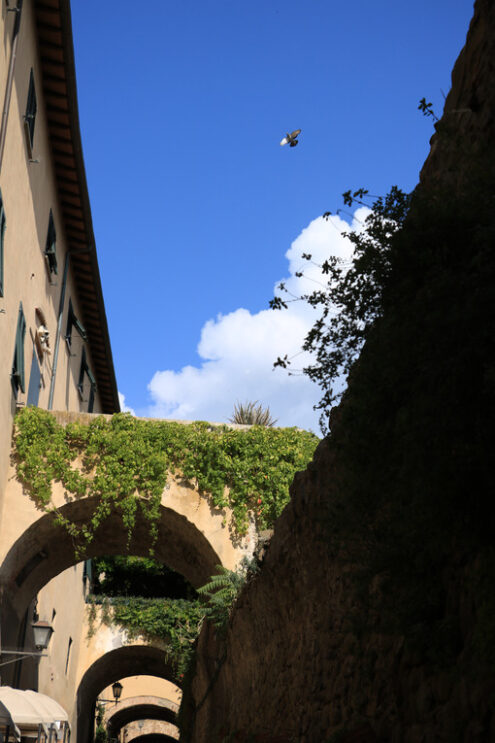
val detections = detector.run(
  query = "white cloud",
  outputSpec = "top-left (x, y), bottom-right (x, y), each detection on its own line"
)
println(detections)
top-left (146, 210), bottom-right (366, 432)
top-left (118, 392), bottom-right (135, 416)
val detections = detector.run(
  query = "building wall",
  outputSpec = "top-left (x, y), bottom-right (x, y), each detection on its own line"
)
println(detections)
top-left (0, 1), bottom-right (115, 724)
top-left (0, 0), bottom-right (104, 517)
top-left (35, 564), bottom-right (89, 721)
top-left (101, 678), bottom-right (182, 709)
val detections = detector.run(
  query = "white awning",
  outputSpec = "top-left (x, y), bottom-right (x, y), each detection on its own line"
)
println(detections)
top-left (0, 688), bottom-right (69, 741)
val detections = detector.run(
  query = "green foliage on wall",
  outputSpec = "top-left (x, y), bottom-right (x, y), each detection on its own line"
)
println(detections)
top-left (92, 555), bottom-right (196, 599)
top-left (13, 408), bottom-right (318, 552)
top-left (197, 558), bottom-right (258, 632)
top-left (87, 559), bottom-right (256, 680)
top-left (87, 595), bottom-right (205, 679)
top-left (94, 703), bottom-right (109, 743)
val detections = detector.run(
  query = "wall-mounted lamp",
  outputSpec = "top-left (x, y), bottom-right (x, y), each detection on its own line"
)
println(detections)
top-left (0, 620), bottom-right (54, 667)
top-left (98, 681), bottom-right (124, 709)
top-left (32, 620), bottom-right (54, 651)
top-left (111, 682), bottom-right (123, 704)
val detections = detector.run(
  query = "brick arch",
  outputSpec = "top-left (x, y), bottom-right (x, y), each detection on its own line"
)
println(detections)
top-left (76, 646), bottom-right (177, 743)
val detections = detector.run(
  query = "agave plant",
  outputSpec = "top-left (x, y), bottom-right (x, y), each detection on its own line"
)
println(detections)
top-left (229, 401), bottom-right (277, 427)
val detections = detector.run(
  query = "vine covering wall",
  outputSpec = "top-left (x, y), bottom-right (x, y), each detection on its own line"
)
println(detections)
top-left (87, 595), bottom-right (205, 679)
top-left (13, 408), bottom-right (318, 551)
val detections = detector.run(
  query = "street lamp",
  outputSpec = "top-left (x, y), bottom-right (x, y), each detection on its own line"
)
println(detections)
top-left (111, 682), bottom-right (123, 704)
top-left (32, 620), bottom-right (54, 651)
top-left (97, 681), bottom-right (124, 709)
top-left (0, 620), bottom-right (54, 667)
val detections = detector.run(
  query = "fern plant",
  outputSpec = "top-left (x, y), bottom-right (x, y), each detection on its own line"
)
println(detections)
top-left (198, 560), bottom-right (257, 631)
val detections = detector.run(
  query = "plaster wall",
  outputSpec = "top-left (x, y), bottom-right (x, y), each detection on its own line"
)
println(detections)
top-left (101, 679), bottom-right (181, 709)
top-left (0, 412), bottom-right (257, 573)
top-left (72, 608), bottom-right (175, 704)
top-left (0, 5), bottom-right (114, 733)
top-left (0, 0), bottom-right (104, 543)
top-left (35, 564), bottom-right (89, 724)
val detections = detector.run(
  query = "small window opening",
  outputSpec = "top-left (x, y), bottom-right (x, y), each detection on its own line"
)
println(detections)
top-left (24, 69), bottom-right (37, 156)
top-left (65, 637), bottom-right (72, 675)
top-left (44, 211), bottom-right (57, 275)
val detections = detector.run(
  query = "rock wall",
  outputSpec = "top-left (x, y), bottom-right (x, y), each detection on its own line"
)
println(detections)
top-left (182, 2), bottom-right (495, 741)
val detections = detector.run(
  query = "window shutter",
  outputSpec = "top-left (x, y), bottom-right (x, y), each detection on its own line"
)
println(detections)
top-left (45, 211), bottom-right (57, 274)
top-left (73, 314), bottom-right (87, 340)
top-left (25, 69), bottom-right (37, 147)
top-left (66, 300), bottom-right (87, 345)
top-left (77, 347), bottom-right (87, 396)
top-left (78, 348), bottom-right (97, 411)
top-left (12, 303), bottom-right (26, 393)
top-left (27, 349), bottom-right (42, 406)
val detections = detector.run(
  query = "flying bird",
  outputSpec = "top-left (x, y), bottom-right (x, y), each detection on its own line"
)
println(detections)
top-left (280, 129), bottom-right (301, 147)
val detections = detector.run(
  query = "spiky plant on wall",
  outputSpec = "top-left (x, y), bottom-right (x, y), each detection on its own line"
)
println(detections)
top-left (229, 401), bottom-right (277, 427)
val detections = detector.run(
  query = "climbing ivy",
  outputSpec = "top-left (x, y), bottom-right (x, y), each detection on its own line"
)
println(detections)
top-left (87, 595), bottom-right (205, 679)
top-left (13, 408), bottom-right (318, 552)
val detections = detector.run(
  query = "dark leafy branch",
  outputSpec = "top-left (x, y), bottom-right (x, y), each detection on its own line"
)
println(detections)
top-left (271, 186), bottom-right (411, 433)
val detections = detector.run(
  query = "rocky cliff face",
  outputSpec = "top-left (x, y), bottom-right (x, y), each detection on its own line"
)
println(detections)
top-left (182, 2), bottom-right (495, 741)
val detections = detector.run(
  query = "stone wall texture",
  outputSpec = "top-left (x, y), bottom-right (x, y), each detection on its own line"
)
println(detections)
top-left (182, 1), bottom-right (495, 741)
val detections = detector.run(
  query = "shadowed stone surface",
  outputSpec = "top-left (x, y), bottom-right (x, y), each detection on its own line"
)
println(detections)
top-left (183, 2), bottom-right (495, 741)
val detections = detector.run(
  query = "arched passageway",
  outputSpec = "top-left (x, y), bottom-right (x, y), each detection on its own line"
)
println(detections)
top-left (123, 725), bottom-right (179, 743)
top-left (125, 734), bottom-right (178, 743)
top-left (0, 497), bottom-right (221, 625)
top-left (105, 696), bottom-right (178, 736)
top-left (77, 646), bottom-right (178, 743)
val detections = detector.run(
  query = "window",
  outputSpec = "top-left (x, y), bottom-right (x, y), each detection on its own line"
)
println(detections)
top-left (66, 299), bottom-right (87, 347)
top-left (0, 189), bottom-right (5, 296)
top-left (83, 559), bottom-right (92, 588)
top-left (65, 637), bottom-right (72, 675)
top-left (27, 346), bottom-right (41, 406)
top-left (78, 348), bottom-right (96, 413)
top-left (12, 303), bottom-right (26, 395)
top-left (45, 211), bottom-right (57, 275)
top-left (24, 69), bottom-right (37, 156)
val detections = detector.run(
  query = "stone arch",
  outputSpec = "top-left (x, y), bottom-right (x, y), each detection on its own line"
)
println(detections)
top-left (123, 723), bottom-right (179, 743)
top-left (125, 734), bottom-right (178, 743)
top-left (105, 697), bottom-right (178, 735)
top-left (0, 496), bottom-right (221, 623)
top-left (76, 646), bottom-right (177, 743)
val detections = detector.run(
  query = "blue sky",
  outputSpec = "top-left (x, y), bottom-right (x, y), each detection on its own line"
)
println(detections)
top-left (70, 1), bottom-right (474, 431)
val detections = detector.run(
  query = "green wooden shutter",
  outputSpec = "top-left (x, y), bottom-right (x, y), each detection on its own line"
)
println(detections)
top-left (45, 211), bottom-right (57, 274)
top-left (27, 348), bottom-right (41, 406)
top-left (12, 303), bottom-right (26, 393)
top-left (25, 69), bottom-right (37, 148)
top-left (78, 348), bottom-right (97, 411)
top-left (67, 300), bottom-right (87, 344)
top-left (77, 347), bottom-right (87, 396)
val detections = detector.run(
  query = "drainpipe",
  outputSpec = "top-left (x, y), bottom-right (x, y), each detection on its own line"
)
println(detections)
top-left (48, 251), bottom-right (70, 409)
top-left (0, 0), bottom-right (23, 174)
